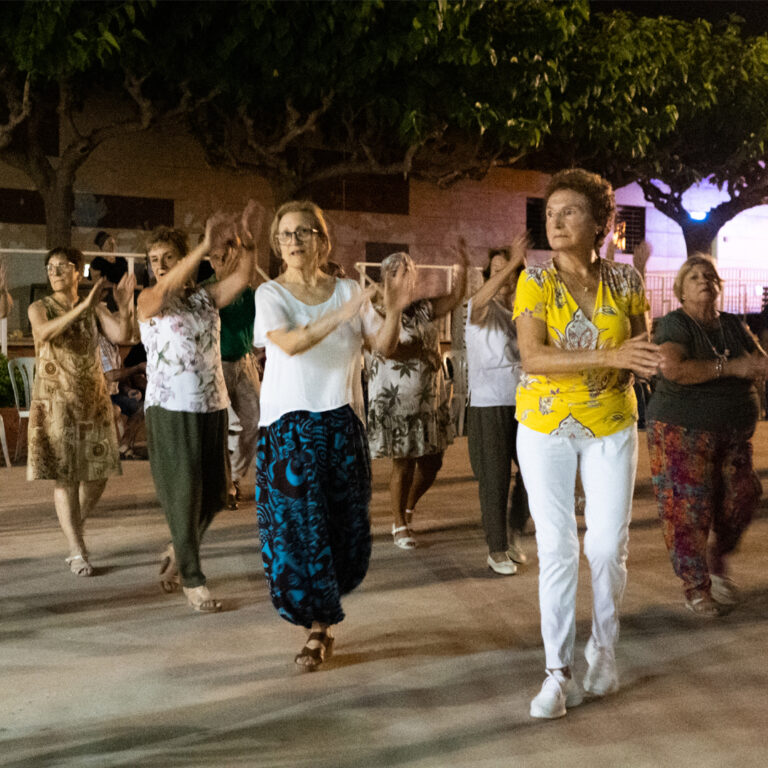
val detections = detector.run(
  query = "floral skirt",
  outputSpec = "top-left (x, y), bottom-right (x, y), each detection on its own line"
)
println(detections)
top-left (255, 406), bottom-right (372, 627)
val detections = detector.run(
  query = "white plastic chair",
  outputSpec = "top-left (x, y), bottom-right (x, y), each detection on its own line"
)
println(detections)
top-left (0, 414), bottom-right (10, 467)
top-left (442, 349), bottom-right (468, 437)
top-left (7, 356), bottom-right (35, 462)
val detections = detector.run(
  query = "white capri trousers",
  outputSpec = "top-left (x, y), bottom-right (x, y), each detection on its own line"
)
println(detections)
top-left (517, 423), bottom-right (638, 669)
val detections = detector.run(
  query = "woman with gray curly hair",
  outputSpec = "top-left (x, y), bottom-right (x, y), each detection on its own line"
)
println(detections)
top-left (367, 244), bottom-right (468, 549)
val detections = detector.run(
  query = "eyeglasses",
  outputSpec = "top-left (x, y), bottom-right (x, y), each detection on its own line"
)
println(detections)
top-left (46, 263), bottom-right (75, 276)
top-left (276, 227), bottom-right (319, 245)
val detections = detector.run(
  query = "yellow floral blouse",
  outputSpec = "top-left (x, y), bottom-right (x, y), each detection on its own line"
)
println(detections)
top-left (512, 259), bottom-right (649, 438)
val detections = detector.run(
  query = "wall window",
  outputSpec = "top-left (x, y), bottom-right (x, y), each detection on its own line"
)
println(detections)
top-left (0, 188), bottom-right (174, 230)
top-left (614, 205), bottom-right (646, 252)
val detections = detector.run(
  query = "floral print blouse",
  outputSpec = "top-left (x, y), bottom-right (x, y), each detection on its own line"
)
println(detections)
top-left (140, 286), bottom-right (229, 413)
top-left (512, 259), bottom-right (648, 438)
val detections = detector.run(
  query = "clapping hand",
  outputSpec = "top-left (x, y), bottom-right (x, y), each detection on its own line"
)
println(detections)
top-left (113, 272), bottom-right (137, 311)
top-left (239, 199), bottom-right (266, 251)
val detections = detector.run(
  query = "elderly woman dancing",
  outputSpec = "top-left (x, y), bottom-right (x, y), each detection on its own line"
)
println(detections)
top-left (138, 209), bottom-right (257, 613)
top-left (647, 256), bottom-right (766, 616)
top-left (466, 236), bottom-right (529, 575)
top-left (514, 169), bottom-right (661, 719)
top-left (367, 246), bottom-right (468, 549)
top-left (28, 247), bottom-right (135, 575)
top-left (255, 200), bottom-right (408, 670)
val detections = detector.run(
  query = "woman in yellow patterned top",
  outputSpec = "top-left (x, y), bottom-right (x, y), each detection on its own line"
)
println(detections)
top-left (513, 169), bottom-right (661, 720)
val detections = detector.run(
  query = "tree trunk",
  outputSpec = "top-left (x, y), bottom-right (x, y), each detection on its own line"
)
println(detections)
top-left (680, 219), bottom-right (719, 257)
top-left (40, 174), bottom-right (75, 248)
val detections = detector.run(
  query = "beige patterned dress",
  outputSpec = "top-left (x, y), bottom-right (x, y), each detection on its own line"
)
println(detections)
top-left (27, 296), bottom-right (121, 482)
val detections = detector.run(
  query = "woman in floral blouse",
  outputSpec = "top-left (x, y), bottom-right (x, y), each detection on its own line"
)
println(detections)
top-left (514, 169), bottom-right (661, 719)
top-left (367, 246), bottom-right (468, 549)
top-left (137, 207), bottom-right (258, 613)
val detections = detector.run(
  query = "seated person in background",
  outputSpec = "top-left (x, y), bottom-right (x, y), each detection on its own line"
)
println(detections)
top-left (98, 331), bottom-right (145, 458)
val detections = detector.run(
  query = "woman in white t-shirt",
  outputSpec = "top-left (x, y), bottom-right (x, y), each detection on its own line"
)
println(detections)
top-left (254, 200), bottom-right (408, 671)
top-left (466, 237), bottom-right (529, 575)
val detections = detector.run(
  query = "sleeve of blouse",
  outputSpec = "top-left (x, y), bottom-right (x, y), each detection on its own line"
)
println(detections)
top-left (654, 312), bottom-right (693, 348)
top-left (512, 268), bottom-right (547, 322)
top-left (253, 284), bottom-right (292, 346)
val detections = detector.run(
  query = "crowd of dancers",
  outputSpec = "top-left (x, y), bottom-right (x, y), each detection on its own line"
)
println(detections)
top-left (4, 167), bottom-right (765, 720)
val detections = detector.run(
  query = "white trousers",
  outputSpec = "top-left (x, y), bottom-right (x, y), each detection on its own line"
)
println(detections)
top-left (517, 424), bottom-right (637, 669)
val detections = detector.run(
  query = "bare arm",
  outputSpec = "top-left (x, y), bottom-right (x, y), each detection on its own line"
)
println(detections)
top-left (28, 279), bottom-right (105, 344)
top-left (431, 237), bottom-right (470, 319)
top-left (659, 341), bottom-right (768, 384)
top-left (95, 273), bottom-right (136, 344)
top-left (469, 234), bottom-right (527, 326)
top-left (365, 262), bottom-right (412, 357)
top-left (517, 312), bottom-right (661, 379)
top-left (0, 257), bottom-right (11, 319)
top-left (267, 285), bottom-right (377, 357)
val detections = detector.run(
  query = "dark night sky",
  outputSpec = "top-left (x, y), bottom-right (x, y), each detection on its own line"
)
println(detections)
top-left (590, 1), bottom-right (768, 33)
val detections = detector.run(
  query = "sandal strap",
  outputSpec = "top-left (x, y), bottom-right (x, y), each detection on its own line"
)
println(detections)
top-left (392, 525), bottom-right (410, 534)
top-left (307, 631), bottom-right (333, 646)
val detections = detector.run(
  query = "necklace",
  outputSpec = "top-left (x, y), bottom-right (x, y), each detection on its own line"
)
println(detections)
top-left (683, 309), bottom-right (730, 362)
top-left (555, 258), bottom-right (600, 295)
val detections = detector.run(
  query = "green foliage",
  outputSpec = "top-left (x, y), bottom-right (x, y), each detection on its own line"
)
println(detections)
top-left (0, 353), bottom-right (22, 408)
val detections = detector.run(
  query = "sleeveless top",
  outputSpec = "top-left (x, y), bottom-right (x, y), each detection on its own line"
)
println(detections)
top-left (140, 286), bottom-right (229, 413)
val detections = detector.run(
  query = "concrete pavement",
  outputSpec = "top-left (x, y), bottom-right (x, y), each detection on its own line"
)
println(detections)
top-left (1, 427), bottom-right (768, 768)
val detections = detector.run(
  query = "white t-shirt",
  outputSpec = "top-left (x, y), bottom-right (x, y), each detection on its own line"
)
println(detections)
top-left (465, 297), bottom-right (521, 407)
top-left (254, 278), bottom-right (376, 427)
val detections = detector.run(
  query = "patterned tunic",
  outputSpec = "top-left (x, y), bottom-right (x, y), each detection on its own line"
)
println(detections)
top-left (512, 259), bottom-right (648, 438)
top-left (139, 287), bottom-right (228, 413)
top-left (367, 299), bottom-right (454, 458)
top-left (27, 296), bottom-right (121, 482)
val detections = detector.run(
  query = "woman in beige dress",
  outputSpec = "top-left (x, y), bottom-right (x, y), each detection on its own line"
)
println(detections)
top-left (28, 247), bottom-right (135, 576)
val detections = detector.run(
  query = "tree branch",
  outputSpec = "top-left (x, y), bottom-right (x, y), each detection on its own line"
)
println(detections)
top-left (0, 69), bottom-right (31, 150)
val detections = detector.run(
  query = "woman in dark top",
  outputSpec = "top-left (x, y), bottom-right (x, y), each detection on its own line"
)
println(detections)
top-left (647, 255), bottom-right (768, 616)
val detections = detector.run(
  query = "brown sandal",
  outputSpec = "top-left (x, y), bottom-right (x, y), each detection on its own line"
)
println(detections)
top-left (295, 631), bottom-right (335, 671)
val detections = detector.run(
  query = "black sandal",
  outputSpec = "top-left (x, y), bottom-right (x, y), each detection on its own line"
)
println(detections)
top-left (294, 631), bottom-right (335, 672)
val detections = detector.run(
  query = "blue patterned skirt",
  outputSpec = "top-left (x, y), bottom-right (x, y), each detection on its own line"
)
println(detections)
top-left (255, 405), bottom-right (372, 627)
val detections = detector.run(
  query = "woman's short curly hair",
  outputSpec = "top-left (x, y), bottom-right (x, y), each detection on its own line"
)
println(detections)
top-left (544, 168), bottom-right (615, 250)
top-left (145, 227), bottom-right (189, 258)
top-left (45, 246), bottom-right (83, 271)
top-left (269, 200), bottom-right (330, 262)
top-left (673, 254), bottom-right (722, 302)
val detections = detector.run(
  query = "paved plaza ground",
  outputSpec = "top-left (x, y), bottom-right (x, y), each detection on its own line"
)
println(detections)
top-left (2, 426), bottom-right (768, 768)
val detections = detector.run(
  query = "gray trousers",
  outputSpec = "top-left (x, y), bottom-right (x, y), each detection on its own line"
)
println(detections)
top-left (222, 354), bottom-right (261, 483)
top-left (467, 405), bottom-right (529, 553)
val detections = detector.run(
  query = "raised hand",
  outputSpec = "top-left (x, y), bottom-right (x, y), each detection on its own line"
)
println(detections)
top-left (633, 241), bottom-right (652, 276)
top-left (204, 211), bottom-right (238, 254)
top-left (383, 261), bottom-right (414, 311)
top-left (84, 277), bottom-right (107, 310)
top-left (240, 199), bottom-right (267, 250)
top-left (113, 272), bottom-right (137, 311)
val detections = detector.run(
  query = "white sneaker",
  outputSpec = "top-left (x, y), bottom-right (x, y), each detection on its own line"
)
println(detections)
top-left (530, 670), bottom-right (583, 719)
top-left (710, 574), bottom-right (739, 605)
top-left (507, 532), bottom-right (528, 565)
top-left (583, 636), bottom-right (619, 696)
top-left (487, 554), bottom-right (517, 575)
